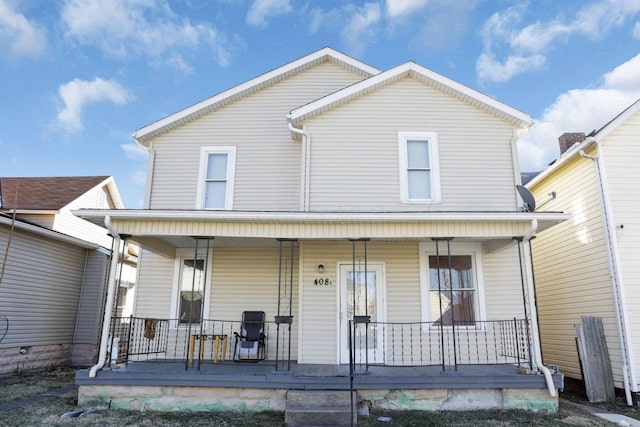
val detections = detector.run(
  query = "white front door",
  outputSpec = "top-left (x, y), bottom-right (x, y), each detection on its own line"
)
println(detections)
top-left (339, 263), bottom-right (385, 364)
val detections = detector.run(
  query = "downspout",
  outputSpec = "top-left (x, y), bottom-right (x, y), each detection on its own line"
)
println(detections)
top-left (523, 219), bottom-right (557, 397)
top-left (287, 116), bottom-right (311, 211)
top-left (580, 148), bottom-right (635, 406)
top-left (89, 216), bottom-right (122, 377)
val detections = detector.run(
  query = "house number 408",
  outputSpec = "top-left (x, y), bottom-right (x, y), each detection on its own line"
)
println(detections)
top-left (314, 278), bottom-right (332, 286)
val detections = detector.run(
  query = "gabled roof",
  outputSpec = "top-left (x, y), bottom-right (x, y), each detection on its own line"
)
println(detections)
top-left (288, 61), bottom-right (533, 129)
top-left (132, 47), bottom-right (381, 145)
top-left (0, 176), bottom-right (124, 211)
top-left (591, 97), bottom-right (640, 141)
top-left (527, 97), bottom-right (640, 188)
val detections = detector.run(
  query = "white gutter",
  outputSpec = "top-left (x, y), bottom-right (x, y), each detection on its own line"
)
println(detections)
top-left (580, 148), bottom-right (635, 406)
top-left (522, 219), bottom-right (557, 397)
top-left (89, 216), bottom-right (121, 377)
top-left (287, 116), bottom-right (311, 211)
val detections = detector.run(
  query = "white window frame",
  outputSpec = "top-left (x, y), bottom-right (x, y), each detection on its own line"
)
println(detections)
top-left (196, 146), bottom-right (237, 210)
top-left (169, 249), bottom-right (213, 329)
top-left (397, 131), bottom-right (441, 203)
top-left (419, 241), bottom-right (486, 329)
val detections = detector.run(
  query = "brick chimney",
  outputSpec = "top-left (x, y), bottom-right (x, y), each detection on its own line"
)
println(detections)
top-left (558, 132), bottom-right (586, 155)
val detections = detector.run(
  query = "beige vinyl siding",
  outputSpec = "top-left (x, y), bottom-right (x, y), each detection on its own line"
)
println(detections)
top-left (0, 225), bottom-right (87, 348)
top-left (304, 78), bottom-right (518, 212)
top-left (16, 214), bottom-right (55, 229)
top-left (148, 62), bottom-right (366, 210)
top-left (600, 110), bottom-right (640, 385)
top-left (297, 240), bottom-right (527, 364)
top-left (134, 250), bottom-right (175, 318)
top-left (74, 250), bottom-right (109, 344)
top-left (114, 218), bottom-right (534, 241)
top-left (483, 243), bottom-right (528, 320)
top-left (529, 150), bottom-right (622, 386)
top-left (55, 185), bottom-right (113, 248)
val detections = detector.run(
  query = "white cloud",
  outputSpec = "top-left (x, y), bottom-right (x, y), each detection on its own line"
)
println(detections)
top-left (121, 142), bottom-right (148, 160)
top-left (518, 54), bottom-right (640, 172)
top-left (386, 0), bottom-right (429, 18)
top-left (478, 0), bottom-right (640, 83)
top-left (341, 2), bottom-right (382, 56)
top-left (476, 52), bottom-right (545, 83)
top-left (61, 0), bottom-right (235, 68)
top-left (246, 0), bottom-right (292, 27)
top-left (0, 0), bottom-right (46, 61)
top-left (56, 77), bottom-right (133, 133)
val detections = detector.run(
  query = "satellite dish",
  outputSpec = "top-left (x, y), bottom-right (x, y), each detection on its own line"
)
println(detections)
top-left (516, 185), bottom-right (536, 212)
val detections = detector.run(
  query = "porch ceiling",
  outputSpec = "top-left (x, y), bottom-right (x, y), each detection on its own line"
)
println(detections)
top-left (73, 209), bottom-right (568, 257)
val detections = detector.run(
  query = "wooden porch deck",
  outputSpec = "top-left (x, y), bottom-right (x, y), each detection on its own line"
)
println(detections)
top-left (76, 361), bottom-right (563, 391)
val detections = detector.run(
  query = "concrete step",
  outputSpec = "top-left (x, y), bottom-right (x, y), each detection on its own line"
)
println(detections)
top-left (286, 390), bottom-right (352, 408)
top-left (285, 390), bottom-right (355, 427)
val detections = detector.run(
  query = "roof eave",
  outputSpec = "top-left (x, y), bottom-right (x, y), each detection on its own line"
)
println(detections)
top-left (133, 47), bottom-right (380, 145)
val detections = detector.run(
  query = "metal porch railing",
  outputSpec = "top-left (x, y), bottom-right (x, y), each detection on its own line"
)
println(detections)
top-left (349, 318), bottom-right (532, 374)
top-left (107, 316), bottom-right (294, 371)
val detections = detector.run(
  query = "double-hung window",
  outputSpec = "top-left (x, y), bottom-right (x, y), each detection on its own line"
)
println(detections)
top-left (420, 242), bottom-right (485, 327)
top-left (398, 132), bottom-right (440, 203)
top-left (196, 146), bottom-right (236, 209)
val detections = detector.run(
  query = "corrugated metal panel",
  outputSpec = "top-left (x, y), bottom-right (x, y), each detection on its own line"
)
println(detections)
top-left (74, 250), bottom-right (109, 344)
top-left (600, 110), bottom-right (640, 385)
top-left (148, 62), bottom-right (366, 210)
top-left (530, 151), bottom-right (621, 385)
top-left (304, 78), bottom-right (517, 212)
top-left (0, 225), bottom-right (86, 348)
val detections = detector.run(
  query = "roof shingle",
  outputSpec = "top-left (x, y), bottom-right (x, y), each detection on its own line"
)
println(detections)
top-left (0, 176), bottom-right (110, 210)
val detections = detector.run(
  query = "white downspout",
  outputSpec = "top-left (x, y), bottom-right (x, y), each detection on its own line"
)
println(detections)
top-left (287, 116), bottom-right (311, 211)
top-left (89, 215), bottom-right (121, 377)
top-left (580, 149), bottom-right (635, 406)
top-left (523, 219), bottom-right (557, 397)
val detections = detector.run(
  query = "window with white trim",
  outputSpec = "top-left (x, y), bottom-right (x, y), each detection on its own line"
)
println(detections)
top-left (398, 132), bottom-right (440, 203)
top-left (196, 146), bottom-right (236, 209)
top-left (420, 242), bottom-right (485, 326)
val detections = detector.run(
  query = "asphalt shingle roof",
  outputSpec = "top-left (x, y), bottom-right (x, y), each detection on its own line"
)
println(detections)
top-left (0, 176), bottom-right (109, 210)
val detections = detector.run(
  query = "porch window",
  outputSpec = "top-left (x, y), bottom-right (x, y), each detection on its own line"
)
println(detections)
top-left (196, 146), bottom-right (236, 209)
top-left (428, 255), bottom-right (476, 326)
top-left (178, 259), bottom-right (205, 324)
top-left (419, 242), bottom-right (485, 327)
top-left (398, 131), bottom-right (440, 203)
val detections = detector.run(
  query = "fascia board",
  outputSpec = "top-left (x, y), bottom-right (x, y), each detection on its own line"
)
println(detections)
top-left (132, 47), bottom-right (380, 145)
top-left (593, 98), bottom-right (640, 142)
top-left (74, 209), bottom-right (568, 224)
top-left (289, 62), bottom-right (533, 128)
top-left (526, 137), bottom-right (597, 188)
top-left (0, 215), bottom-right (100, 249)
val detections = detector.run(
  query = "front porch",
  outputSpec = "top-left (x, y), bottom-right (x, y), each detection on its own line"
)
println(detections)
top-left (76, 361), bottom-right (562, 413)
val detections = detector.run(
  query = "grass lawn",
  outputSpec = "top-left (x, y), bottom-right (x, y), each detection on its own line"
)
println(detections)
top-left (0, 366), bottom-right (634, 426)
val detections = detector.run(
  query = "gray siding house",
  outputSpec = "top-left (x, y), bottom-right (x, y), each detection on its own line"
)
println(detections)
top-left (0, 176), bottom-right (126, 373)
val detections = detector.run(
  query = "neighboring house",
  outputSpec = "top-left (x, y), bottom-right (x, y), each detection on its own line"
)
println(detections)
top-left (75, 48), bottom-right (567, 415)
top-left (0, 176), bottom-right (128, 373)
top-left (527, 99), bottom-right (640, 405)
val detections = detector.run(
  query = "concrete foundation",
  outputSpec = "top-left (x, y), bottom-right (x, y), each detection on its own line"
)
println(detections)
top-left (0, 344), bottom-right (74, 374)
top-left (78, 385), bottom-right (558, 413)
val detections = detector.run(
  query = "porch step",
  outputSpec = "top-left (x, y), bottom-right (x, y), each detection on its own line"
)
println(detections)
top-left (285, 390), bottom-right (354, 427)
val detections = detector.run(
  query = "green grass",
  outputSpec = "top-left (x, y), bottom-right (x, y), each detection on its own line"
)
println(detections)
top-left (0, 367), bottom-right (631, 426)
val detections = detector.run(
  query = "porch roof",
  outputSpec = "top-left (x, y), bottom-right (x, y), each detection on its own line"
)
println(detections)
top-left (74, 209), bottom-right (567, 256)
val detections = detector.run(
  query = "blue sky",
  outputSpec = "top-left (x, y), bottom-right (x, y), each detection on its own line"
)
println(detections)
top-left (1, 0), bottom-right (639, 208)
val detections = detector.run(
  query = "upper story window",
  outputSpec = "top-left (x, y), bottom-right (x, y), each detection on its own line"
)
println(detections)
top-left (196, 146), bottom-right (237, 209)
top-left (397, 132), bottom-right (441, 203)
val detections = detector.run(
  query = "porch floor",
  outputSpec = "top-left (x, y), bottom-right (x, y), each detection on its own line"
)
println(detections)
top-left (76, 361), bottom-right (563, 391)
